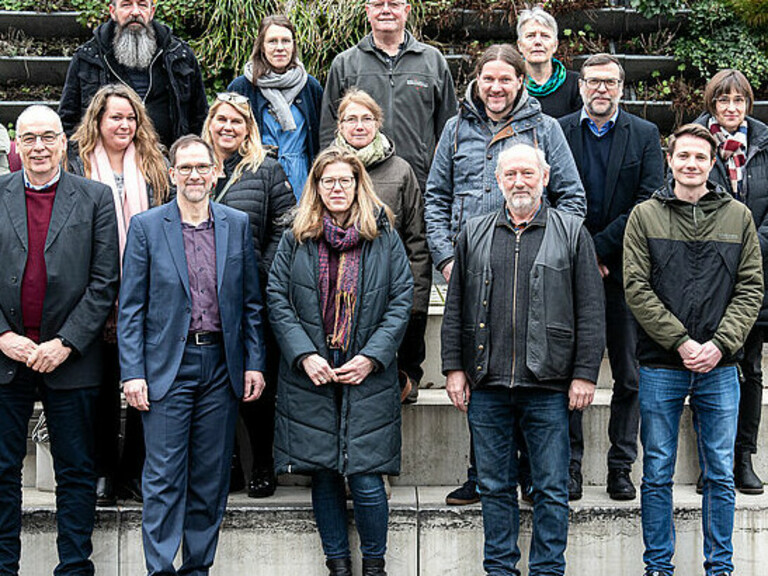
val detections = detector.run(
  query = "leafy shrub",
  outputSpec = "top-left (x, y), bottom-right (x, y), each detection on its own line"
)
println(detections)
top-left (674, 0), bottom-right (768, 89)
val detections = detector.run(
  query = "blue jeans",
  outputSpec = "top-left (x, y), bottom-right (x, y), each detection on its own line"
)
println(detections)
top-left (0, 367), bottom-right (98, 576)
top-left (639, 366), bottom-right (740, 576)
top-left (311, 470), bottom-right (388, 560)
top-left (468, 387), bottom-right (570, 576)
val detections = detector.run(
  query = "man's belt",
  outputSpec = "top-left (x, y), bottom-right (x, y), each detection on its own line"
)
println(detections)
top-left (188, 331), bottom-right (223, 346)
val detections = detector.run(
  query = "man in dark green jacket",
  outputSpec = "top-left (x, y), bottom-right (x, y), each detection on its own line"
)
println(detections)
top-left (623, 124), bottom-right (763, 576)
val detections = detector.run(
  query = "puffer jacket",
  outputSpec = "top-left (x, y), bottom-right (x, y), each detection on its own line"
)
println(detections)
top-left (59, 20), bottom-right (208, 148)
top-left (363, 137), bottom-right (430, 315)
top-left (214, 153), bottom-right (295, 285)
top-left (267, 211), bottom-right (413, 476)
top-left (319, 31), bottom-right (458, 192)
top-left (228, 65), bottom-right (324, 166)
top-left (424, 85), bottom-right (586, 269)
top-left (695, 113), bottom-right (768, 329)
top-left (624, 182), bottom-right (763, 369)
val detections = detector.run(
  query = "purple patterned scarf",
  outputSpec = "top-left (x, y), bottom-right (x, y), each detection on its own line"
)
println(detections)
top-left (318, 213), bottom-right (363, 352)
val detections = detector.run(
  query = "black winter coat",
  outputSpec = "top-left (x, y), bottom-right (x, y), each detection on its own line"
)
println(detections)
top-left (695, 113), bottom-right (768, 329)
top-left (214, 153), bottom-right (295, 286)
top-left (59, 20), bottom-right (208, 149)
top-left (267, 213), bottom-right (413, 476)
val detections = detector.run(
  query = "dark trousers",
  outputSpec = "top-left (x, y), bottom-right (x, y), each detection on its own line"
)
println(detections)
top-left (0, 367), bottom-right (98, 576)
top-left (141, 342), bottom-right (238, 576)
top-left (570, 278), bottom-right (639, 471)
top-left (239, 327), bottom-right (279, 474)
top-left (93, 342), bottom-right (144, 481)
top-left (736, 326), bottom-right (763, 455)
top-left (398, 312), bottom-right (428, 384)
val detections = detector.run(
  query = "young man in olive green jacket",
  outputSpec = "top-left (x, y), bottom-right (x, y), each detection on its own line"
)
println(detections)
top-left (623, 123), bottom-right (763, 576)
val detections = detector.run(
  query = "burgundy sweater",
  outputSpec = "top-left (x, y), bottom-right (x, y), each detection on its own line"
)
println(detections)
top-left (22, 182), bottom-right (57, 342)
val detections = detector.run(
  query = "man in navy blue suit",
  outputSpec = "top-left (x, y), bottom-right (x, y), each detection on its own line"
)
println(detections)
top-left (559, 53), bottom-right (665, 501)
top-left (118, 135), bottom-right (265, 576)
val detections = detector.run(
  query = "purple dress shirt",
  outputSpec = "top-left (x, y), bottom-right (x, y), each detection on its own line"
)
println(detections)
top-left (181, 217), bottom-right (222, 332)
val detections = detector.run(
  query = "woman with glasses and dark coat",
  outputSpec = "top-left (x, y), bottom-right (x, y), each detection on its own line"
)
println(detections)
top-left (202, 92), bottom-right (295, 498)
top-left (228, 14), bottom-right (323, 200)
top-left (694, 69), bottom-right (768, 495)
top-left (267, 147), bottom-right (412, 576)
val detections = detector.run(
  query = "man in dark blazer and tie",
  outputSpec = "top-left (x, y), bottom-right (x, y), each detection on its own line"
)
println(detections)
top-left (0, 105), bottom-right (119, 575)
top-left (559, 53), bottom-right (665, 501)
top-left (118, 135), bottom-right (265, 576)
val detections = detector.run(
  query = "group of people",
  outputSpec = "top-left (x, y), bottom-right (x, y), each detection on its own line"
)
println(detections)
top-left (0, 2), bottom-right (765, 576)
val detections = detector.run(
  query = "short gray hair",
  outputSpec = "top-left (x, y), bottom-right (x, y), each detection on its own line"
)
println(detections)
top-left (15, 105), bottom-right (62, 133)
top-left (496, 143), bottom-right (550, 176)
top-left (516, 7), bottom-right (558, 39)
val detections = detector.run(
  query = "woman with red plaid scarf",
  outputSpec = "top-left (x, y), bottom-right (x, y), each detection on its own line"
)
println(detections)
top-left (695, 69), bottom-right (768, 495)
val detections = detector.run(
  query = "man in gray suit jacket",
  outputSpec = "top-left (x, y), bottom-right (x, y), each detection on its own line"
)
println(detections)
top-left (0, 105), bottom-right (119, 575)
top-left (118, 135), bottom-right (265, 576)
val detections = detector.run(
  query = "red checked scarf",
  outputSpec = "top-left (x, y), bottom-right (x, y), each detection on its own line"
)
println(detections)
top-left (709, 117), bottom-right (748, 201)
top-left (318, 213), bottom-right (363, 352)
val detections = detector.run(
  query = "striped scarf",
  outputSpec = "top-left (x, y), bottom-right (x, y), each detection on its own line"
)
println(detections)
top-left (318, 213), bottom-right (363, 352)
top-left (709, 117), bottom-right (748, 200)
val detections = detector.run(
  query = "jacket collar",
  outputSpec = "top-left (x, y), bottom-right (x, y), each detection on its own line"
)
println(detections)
top-left (652, 180), bottom-right (731, 207)
top-left (358, 30), bottom-right (424, 55)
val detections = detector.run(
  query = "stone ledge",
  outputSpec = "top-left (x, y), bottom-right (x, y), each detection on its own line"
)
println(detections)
top-left (20, 485), bottom-right (768, 576)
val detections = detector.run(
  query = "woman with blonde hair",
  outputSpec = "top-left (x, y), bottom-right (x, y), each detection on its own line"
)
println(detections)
top-left (202, 92), bottom-right (295, 498)
top-left (268, 147), bottom-right (412, 576)
top-left (68, 82), bottom-right (169, 505)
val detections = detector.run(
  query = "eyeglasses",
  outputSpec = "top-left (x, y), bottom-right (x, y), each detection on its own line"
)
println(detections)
top-left (341, 116), bottom-right (377, 127)
top-left (216, 93), bottom-right (249, 105)
top-left (367, 1), bottom-right (407, 11)
top-left (174, 164), bottom-right (214, 176)
top-left (319, 176), bottom-right (356, 191)
top-left (18, 131), bottom-right (62, 147)
top-left (714, 96), bottom-right (748, 108)
top-left (581, 77), bottom-right (622, 90)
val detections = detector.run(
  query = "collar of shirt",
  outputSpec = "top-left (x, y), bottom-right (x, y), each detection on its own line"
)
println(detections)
top-left (23, 168), bottom-right (61, 191)
top-left (370, 35), bottom-right (405, 62)
top-left (181, 207), bottom-right (214, 230)
top-left (500, 201), bottom-right (544, 232)
top-left (580, 108), bottom-right (619, 138)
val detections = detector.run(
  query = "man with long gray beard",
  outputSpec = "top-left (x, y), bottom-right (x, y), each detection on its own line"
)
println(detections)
top-left (59, 0), bottom-right (208, 149)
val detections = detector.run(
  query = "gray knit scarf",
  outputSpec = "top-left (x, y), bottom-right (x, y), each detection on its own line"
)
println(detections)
top-left (245, 60), bottom-right (308, 132)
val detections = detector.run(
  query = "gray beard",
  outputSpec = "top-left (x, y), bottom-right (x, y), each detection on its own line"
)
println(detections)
top-left (113, 23), bottom-right (157, 70)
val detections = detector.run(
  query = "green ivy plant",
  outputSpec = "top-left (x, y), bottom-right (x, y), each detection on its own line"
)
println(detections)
top-left (674, 0), bottom-right (768, 89)
top-left (630, 0), bottom-right (687, 18)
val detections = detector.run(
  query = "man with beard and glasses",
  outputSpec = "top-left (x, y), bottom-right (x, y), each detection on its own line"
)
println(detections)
top-left (441, 143), bottom-right (604, 576)
top-left (425, 43), bottom-right (585, 508)
top-left (558, 53), bottom-right (665, 502)
top-left (59, 0), bottom-right (208, 149)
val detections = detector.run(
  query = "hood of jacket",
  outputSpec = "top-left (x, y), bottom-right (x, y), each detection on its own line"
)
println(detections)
top-left (651, 180), bottom-right (733, 213)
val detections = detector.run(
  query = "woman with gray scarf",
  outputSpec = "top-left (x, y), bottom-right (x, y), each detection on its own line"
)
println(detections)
top-left (229, 15), bottom-right (323, 200)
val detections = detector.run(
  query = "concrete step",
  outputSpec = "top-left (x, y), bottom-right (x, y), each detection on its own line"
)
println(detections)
top-left (23, 388), bottom-right (768, 490)
top-left (19, 485), bottom-right (768, 575)
top-left (397, 388), bottom-right (768, 488)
